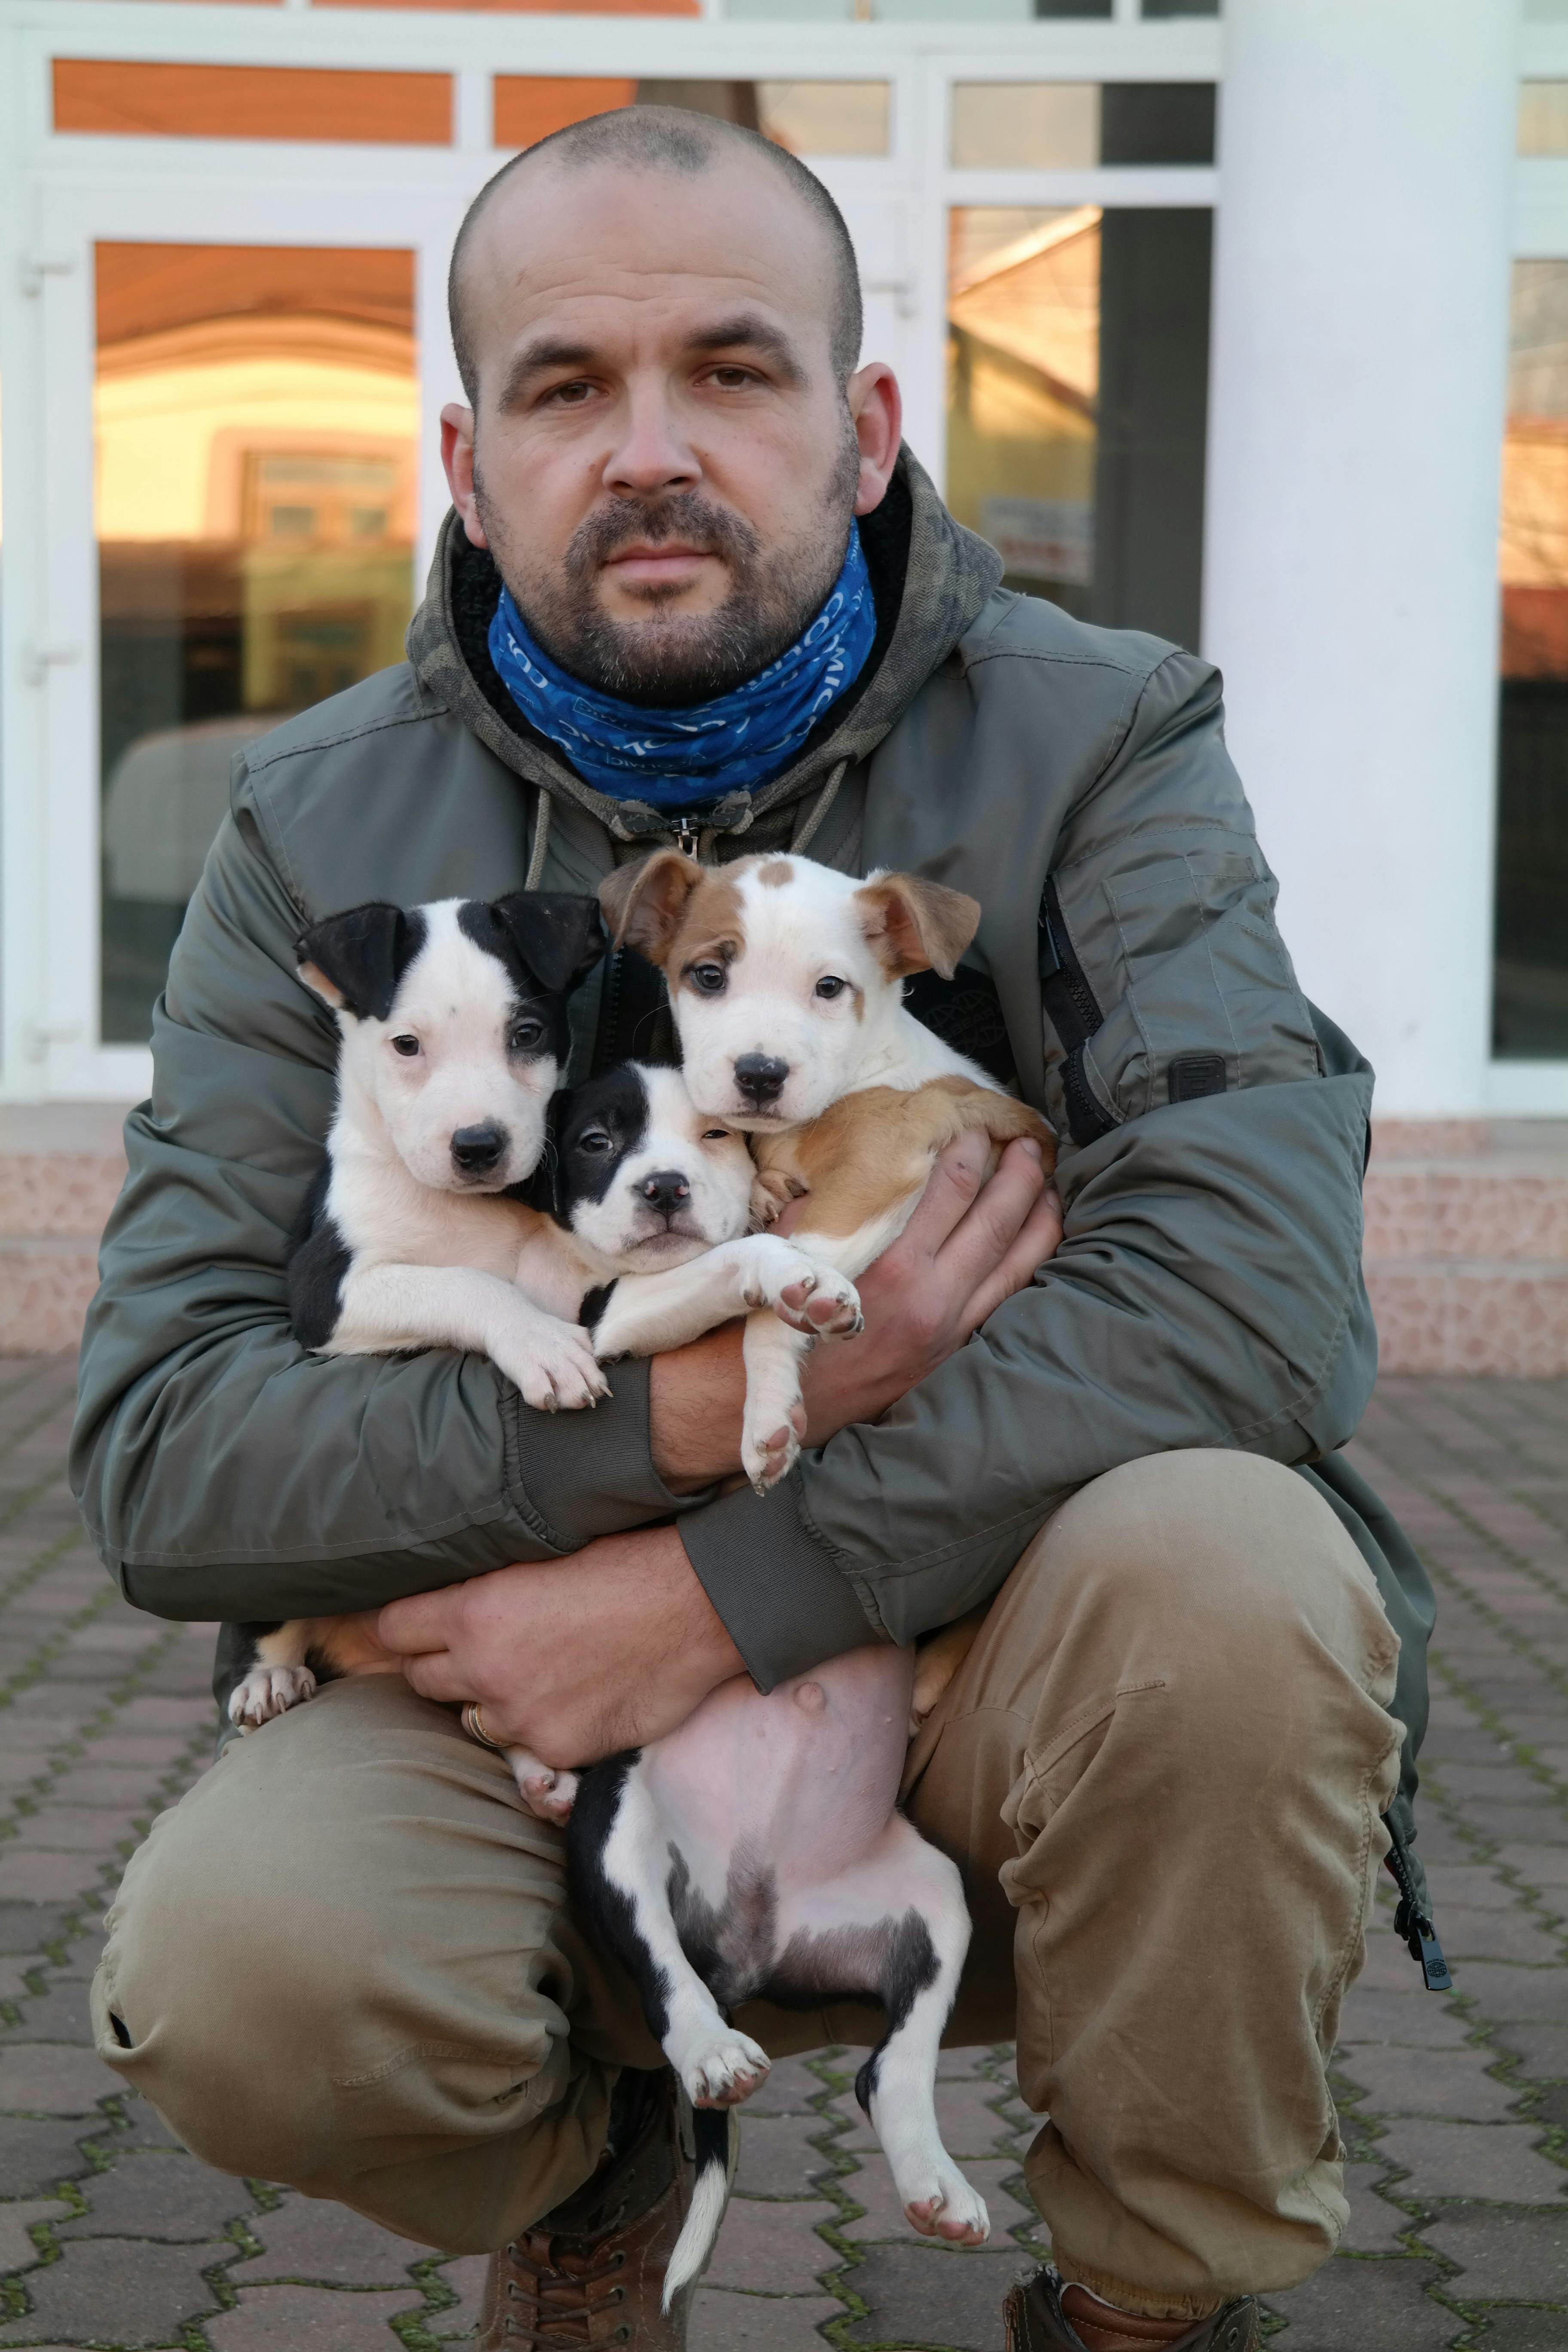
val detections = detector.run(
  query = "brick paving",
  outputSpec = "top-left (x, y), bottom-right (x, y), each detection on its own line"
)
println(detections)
top-left (0, 1360), bottom-right (1559, 2347)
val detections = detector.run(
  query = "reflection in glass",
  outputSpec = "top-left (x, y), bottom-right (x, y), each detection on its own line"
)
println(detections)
top-left (950, 82), bottom-right (1216, 171)
top-left (493, 77), bottom-right (890, 159)
top-left (945, 205), bottom-right (1211, 651)
top-left (1519, 83), bottom-right (1568, 156)
top-left (95, 244), bottom-right (417, 1044)
top-left (1495, 261), bottom-right (1568, 1058)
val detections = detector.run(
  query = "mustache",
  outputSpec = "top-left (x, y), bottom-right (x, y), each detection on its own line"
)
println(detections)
top-left (565, 494), bottom-right (763, 581)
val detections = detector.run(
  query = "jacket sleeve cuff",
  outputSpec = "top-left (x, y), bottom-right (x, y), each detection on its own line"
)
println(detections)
top-left (677, 1475), bottom-right (879, 1691)
top-left (506, 1357), bottom-right (713, 1550)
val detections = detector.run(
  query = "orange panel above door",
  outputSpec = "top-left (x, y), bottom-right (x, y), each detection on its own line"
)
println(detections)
top-left (53, 59), bottom-right (452, 145)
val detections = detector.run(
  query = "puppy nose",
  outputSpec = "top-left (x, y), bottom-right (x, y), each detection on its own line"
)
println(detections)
top-left (734, 1054), bottom-right (788, 1103)
top-left (450, 1121), bottom-right (507, 1175)
top-left (639, 1169), bottom-right (689, 1215)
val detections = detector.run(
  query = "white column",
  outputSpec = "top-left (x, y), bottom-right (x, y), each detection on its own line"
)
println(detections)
top-left (1202, 0), bottom-right (1522, 1118)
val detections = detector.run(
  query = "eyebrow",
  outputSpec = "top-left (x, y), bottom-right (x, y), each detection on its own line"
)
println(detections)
top-left (496, 311), bottom-right (808, 410)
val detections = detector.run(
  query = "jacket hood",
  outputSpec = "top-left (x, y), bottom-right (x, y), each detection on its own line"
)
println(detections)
top-left (405, 446), bottom-right (1003, 855)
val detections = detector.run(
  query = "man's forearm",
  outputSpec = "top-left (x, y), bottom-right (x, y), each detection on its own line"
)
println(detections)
top-left (649, 1326), bottom-right (747, 1491)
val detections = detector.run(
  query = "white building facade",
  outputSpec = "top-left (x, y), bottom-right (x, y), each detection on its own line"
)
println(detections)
top-left (0, 0), bottom-right (1564, 1370)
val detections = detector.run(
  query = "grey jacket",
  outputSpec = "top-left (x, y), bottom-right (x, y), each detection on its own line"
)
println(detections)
top-left (68, 450), bottom-right (1436, 1910)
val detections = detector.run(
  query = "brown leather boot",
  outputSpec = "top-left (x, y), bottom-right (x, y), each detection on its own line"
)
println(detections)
top-left (479, 2068), bottom-right (712, 2348)
top-left (1003, 2268), bottom-right (1260, 2352)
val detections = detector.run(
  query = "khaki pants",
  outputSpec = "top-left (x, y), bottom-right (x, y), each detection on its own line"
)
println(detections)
top-left (92, 1452), bottom-right (1402, 2315)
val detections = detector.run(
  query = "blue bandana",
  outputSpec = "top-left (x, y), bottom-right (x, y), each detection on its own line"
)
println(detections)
top-left (487, 524), bottom-right (876, 812)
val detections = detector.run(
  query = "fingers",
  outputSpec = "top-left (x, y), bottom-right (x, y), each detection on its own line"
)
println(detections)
top-left (885, 1130), bottom-right (995, 1265)
top-left (399, 1648), bottom-right (470, 1705)
top-left (930, 1136), bottom-right (1048, 1295)
top-left (960, 1180), bottom-right (1065, 1335)
top-left (377, 1588), bottom-right (460, 1657)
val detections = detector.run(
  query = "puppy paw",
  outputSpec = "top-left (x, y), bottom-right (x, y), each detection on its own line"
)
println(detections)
top-left (901, 2165), bottom-right (990, 2246)
top-left (500, 1320), bottom-right (611, 1414)
top-left (508, 1749), bottom-right (579, 1825)
top-left (775, 1262), bottom-right (863, 1340)
top-left (741, 1400), bottom-right (806, 1494)
top-left (227, 1664), bottom-right (316, 1730)
top-left (676, 2030), bottom-right (772, 2110)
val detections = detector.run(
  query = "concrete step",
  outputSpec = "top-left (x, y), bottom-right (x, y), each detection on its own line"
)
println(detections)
top-left (0, 1108), bottom-right (1565, 1375)
top-left (1365, 1119), bottom-right (1568, 1376)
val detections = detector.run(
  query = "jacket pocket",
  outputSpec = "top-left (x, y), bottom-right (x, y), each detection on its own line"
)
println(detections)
top-left (1044, 834), bottom-right (1323, 1134)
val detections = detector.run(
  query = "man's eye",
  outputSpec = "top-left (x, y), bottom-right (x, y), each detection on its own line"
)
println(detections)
top-left (545, 380), bottom-right (594, 407)
top-left (701, 1127), bottom-right (732, 1142)
top-left (815, 975), bottom-right (848, 1000)
top-left (510, 1021), bottom-right (545, 1052)
top-left (689, 964), bottom-right (727, 995)
top-left (709, 367), bottom-right (756, 390)
top-left (391, 1034), bottom-right (420, 1057)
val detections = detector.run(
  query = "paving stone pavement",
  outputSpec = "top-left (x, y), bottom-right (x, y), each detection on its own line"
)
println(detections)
top-left (0, 1360), bottom-right (1560, 2347)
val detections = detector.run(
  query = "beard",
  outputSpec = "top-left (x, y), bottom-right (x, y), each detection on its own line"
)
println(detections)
top-left (475, 424), bottom-right (863, 708)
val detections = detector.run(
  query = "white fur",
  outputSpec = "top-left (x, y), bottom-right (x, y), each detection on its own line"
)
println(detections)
top-left (674, 863), bottom-right (983, 1130)
top-left (668, 859), bottom-right (1004, 1487)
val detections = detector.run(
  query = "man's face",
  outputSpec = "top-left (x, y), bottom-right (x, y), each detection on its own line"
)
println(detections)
top-left (444, 153), bottom-right (898, 705)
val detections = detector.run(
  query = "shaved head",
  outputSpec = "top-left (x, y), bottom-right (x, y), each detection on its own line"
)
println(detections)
top-left (449, 106), bottom-right (864, 407)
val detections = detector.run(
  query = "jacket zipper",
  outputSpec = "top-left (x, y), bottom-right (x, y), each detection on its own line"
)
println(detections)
top-left (674, 818), bottom-right (698, 860)
top-left (1039, 875), bottom-right (1115, 1147)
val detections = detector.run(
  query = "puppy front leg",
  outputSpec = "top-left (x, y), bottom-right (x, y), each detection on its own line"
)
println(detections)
top-left (739, 1311), bottom-right (815, 1493)
top-left (328, 1261), bottom-right (609, 1412)
top-left (589, 1236), bottom-right (861, 1362)
top-left (226, 1623), bottom-right (317, 1731)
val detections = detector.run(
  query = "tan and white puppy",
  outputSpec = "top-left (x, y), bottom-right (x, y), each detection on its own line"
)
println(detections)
top-left (602, 850), bottom-right (1055, 1490)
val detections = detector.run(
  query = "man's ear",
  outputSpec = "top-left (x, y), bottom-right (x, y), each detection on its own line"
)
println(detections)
top-left (492, 894), bottom-right (606, 995)
top-left (854, 873), bottom-right (980, 980)
top-left (296, 902), bottom-right (420, 1021)
top-left (599, 851), bottom-right (704, 967)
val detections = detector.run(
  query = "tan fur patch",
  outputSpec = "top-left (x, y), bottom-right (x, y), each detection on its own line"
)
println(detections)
top-left (756, 859), bottom-right (794, 888)
top-left (599, 850), bottom-right (704, 962)
top-left (854, 876), bottom-right (981, 980)
top-left (750, 1082), bottom-right (1054, 1240)
top-left (665, 869), bottom-right (749, 989)
top-left (296, 959), bottom-right (345, 1010)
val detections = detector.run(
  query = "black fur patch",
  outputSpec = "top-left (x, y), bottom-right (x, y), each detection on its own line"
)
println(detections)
top-left (297, 902), bottom-right (427, 1023)
top-left (461, 893), bottom-right (604, 1001)
top-left (285, 1164), bottom-right (351, 1350)
top-left (566, 1753), bottom-right (673, 2043)
top-left (579, 1282), bottom-right (618, 1333)
top-left (852, 1911), bottom-right (941, 2111)
top-left (554, 1065), bottom-right (651, 1217)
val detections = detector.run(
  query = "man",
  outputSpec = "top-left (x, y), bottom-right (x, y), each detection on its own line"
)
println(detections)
top-left (71, 110), bottom-right (1437, 2352)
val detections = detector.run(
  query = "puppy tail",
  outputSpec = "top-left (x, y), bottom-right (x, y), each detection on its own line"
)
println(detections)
top-left (663, 2104), bottom-right (735, 2311)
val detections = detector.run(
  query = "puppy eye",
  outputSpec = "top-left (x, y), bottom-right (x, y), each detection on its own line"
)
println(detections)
top-left (701, 1128), bottom-right (732, 1142)
top-left (578, 1130), bottom-right (612, 1153)
top-left (689, 963), bottom-right (727, 995)
top-left (390, 1034), bottom-right (420, 1057)
top-left (815, 975), bottom-right (848, 1000)
top-left (509, 1019), bottom-right (546, 1053)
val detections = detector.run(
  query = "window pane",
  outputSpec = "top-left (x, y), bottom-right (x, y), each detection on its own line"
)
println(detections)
top-left (1140, 0), bottom-right (1220, 17)
top-left (1519, 83), bottom-right (1568, 156)
top-left (96, 244), bottom-right (417, 1045)
top-left (950, 83), bottom-right (1215, 170)
top-left (756, 82), bottom-right (890, 156)
top-left (493, 77), bottom-right (888, 156)
top-left (951, 86), bottom-right (1098, 171)
top-left (1495, 260), bottom-right (1568, 1058)
top-left (946, 204), bottom-right (1211, 649)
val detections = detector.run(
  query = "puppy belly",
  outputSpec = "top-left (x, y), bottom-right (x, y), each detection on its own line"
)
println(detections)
top-left (641, 1645), bottom-right (915, 1965)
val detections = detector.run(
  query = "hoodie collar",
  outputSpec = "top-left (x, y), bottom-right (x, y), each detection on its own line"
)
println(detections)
top-left (405, 446), bottom-right (1003, 854)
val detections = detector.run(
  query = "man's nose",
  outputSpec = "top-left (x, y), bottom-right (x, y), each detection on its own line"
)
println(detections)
top-left (734, 1055), bottom-right (788, 1105)
top-left (451, 1121), bottom-right (508, 1176)
top-left (604, 382), bottom-right (701, 498)
top-left (638, 1169), bottom-right (690, 1216)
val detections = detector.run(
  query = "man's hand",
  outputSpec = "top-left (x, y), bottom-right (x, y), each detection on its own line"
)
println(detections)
top-left (650, 1132), bottom-right (1063, 1489)
top-left (377, 1524), bottom-right (744, 1768)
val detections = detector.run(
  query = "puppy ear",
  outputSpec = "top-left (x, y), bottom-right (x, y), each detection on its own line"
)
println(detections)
top-left (296, 902), bottom-right (420, 1022)
top-left (599, 851), bottom-right (704, 966)
top-left (854, 873), bottom-right (980, 981)
top-left (492, 894), bottom-right (605, 996)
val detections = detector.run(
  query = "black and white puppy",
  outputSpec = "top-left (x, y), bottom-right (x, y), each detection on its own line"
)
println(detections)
top-left (224, 893), bottom-right (861, 1733)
